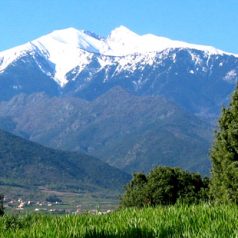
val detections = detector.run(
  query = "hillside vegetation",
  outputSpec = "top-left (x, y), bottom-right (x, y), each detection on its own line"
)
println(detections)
top-left (0, 129), bottom-right (130, 194)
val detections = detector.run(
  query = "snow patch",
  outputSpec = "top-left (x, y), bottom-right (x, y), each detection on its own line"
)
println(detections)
top-left (224, 70), bottom-right (237, 83)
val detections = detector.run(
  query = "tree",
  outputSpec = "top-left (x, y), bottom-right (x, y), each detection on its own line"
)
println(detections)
top-left (210, 87), bottom-right (238, 203)
top-left (176, 172), bottom-right (209, 204)
top-left (146, 167), bottom-right (178, 205)
top-left (120, 173), bottom-right (148, 207)
top-left (120, 166), bottom-right (209, 207)
top-left (147, 167), bottom-right (208, 205)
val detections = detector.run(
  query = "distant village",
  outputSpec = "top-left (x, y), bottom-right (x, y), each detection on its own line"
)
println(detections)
top-left (3, 196), bottom-right (112, 215)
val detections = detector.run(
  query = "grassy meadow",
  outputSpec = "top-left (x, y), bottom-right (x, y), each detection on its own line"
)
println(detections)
top-left (0, 204), bottom-right (238, 237)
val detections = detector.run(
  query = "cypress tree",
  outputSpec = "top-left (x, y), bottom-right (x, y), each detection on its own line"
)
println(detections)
top-left (210, 87), bottom-right (238, 203)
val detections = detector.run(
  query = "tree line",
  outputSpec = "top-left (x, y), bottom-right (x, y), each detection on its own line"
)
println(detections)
top-left (121, 86), bottom-right (238, 207)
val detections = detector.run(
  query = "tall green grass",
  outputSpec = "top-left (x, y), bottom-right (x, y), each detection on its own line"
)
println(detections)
top-left (0, 204), bottom-right (238, 237)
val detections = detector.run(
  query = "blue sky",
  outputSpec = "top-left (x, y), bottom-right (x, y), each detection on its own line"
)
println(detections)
top-left (1, 0), bottom-right (238, 53)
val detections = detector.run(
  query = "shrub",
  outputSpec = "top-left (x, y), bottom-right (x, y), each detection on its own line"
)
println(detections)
top-left (45, 195), bottom-right (62, 203)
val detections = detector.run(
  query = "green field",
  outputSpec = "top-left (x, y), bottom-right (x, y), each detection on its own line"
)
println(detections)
top-left (1, 204), bottom-right (238, 237)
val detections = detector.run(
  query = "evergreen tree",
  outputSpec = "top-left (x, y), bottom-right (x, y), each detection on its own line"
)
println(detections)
top-left (210, 87), bottom-right (238, 203)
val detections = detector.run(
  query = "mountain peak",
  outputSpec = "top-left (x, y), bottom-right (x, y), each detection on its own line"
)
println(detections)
top-left (30, 28), bottom-right (106, 86)
top-left (38, 27), bottom-right (96, 49)
top-left (109, 25), bottom-right (138, 37)
top-left (108, 26), bottom-right (139, 43)
top-left (52, 27), bottom-right (80, 34)
top-left (105, 26), bottom-right (141, 56)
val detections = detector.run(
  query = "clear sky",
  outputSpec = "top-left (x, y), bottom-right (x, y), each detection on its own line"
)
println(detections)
top-left (1, 0), bottom-right (238, 53)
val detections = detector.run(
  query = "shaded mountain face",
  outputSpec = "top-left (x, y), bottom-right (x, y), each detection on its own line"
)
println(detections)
top-left (0, 52), bottom-right (59, 100)
top-left (63, 49), bottom-right (238, 122)
top-left (0, 26), bottom-right (237, 176)
top-left (0, 128), bottom-right (130, 192)
top-left (0, 88), bottom-right (212, 175)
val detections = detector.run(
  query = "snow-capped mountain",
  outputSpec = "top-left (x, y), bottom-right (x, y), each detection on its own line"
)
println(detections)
top-left (0, 26), bottom-right (238, 121)
top-left (0, 26), bottom-right (235, 86)
top-left (1, 26), bottom-right (238, 174)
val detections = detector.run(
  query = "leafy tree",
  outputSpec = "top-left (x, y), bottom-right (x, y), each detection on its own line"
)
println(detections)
top-left (176, 172), bottom-right (209, 204)
top-left (120, 173), bottom-right (148, 207)
top-left (120, 166), bottom-right (209, 207)
top-left (210, 87), bottom-right (238, 203)
top-left (147, 167), bottom-right (209, 205)
top-left (146, 167), bottom-right (178, 205)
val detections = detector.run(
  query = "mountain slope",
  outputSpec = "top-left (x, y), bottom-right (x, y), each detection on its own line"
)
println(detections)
top-left (0, 88), bottom-right (212, 174)
top-left (0, 128), bottom-right (130, 192)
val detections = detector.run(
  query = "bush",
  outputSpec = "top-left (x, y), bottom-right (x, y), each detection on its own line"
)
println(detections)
top-left (45, 195), bottom-right (62, 203)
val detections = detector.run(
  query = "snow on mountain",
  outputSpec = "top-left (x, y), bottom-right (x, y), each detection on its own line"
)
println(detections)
top-left (0, 28), bottom-right (101, 86)
top-left (103, 25), bottom-right (228, 56)
top-left (31, 28), bottom-right (101, 86)
top-left (0, 25), bottom-right (236, 87)
top-left (0, 43), bottom-right (33, 72)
